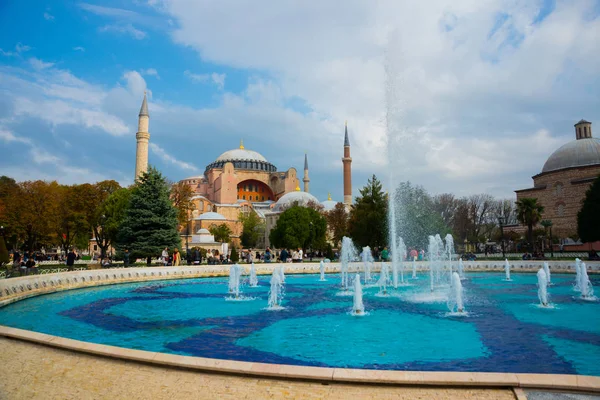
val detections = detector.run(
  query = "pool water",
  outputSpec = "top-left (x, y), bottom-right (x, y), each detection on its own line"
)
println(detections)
top-left (0, 272), bottom-right (598, 375)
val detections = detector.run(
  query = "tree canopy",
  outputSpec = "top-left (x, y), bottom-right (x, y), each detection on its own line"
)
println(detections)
top-left (270, 205), bottom-right (327, 250)
top-left (116, 167), bottom-right (180, 258)
top-left (239, 210), bottom-right (264, 248)
top-left (578, 175), bottom-right (600, 243)
top-left (210, 223), bottom-right (233, 243)
top-left (516, 197), bottom-right (544, 251)
top-left (348, 175), bottom-right (388, 249)
top-left (325, 202), bottom-right (349, 248)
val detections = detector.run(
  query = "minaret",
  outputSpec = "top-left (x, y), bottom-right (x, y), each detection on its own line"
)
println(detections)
top-left (303, 153), bottom-right (310, 193)
top-left (342, 121), bottom-right (352, 208)
top-left (135, 92), bottom-right (150, 181)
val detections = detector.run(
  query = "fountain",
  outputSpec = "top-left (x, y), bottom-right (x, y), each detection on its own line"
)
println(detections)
top-left (377, 262), bottom-right (390, 295)
top-left (543, 262), bottom-right (551, 285)
top-left (351, 273), bottom-right (365, 316)
top-left (445, 234), bottom-right (455, 284)
top-left (504, 259), bottom-right (511, 281)
top-left (579, 262), bottom-right (595, 300)
top-left (279, 264), bottom-right (285, 283)
top-left (361, 246), bottom-right (373, 283)
top-left (435, 234), bottom-right (444, 283)
top-left (411, 258), bottom-right (417, 279)
top-left (228, 264), bottom-right (242, 297)
top-left (340, 236), bottom-right (357, 290)
top-left (447, 272), bottom-right (465, 314)
top-left (319, 260), bottom-right (326, 281)
top-left (574, 258), bottom-right (582, 292)
top-left (457, 257), bottom-right (465, 279)
top-left (537, 268), bottom-right (549, 307)
top-left (392, 237), bottom-right (407, 288)
top-left (428, 235), bottom-right (437, 292)
top-left (249, 262), bottom-right (258, 287)
top-left (267, 267), bottom-right (285, 310)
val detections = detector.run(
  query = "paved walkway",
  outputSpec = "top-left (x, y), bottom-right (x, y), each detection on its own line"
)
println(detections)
top-left (0, 338), bottom-right (517, 400)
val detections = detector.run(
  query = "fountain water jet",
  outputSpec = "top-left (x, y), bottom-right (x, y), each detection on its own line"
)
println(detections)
top-left (249, 262), bottom-right (258, 287)
top-left (504, 259), bottom-right (511, 281)
top-left (579, 262), bottom-right (595, 300)
top-left (319, 260), bottom-right (326, 281)
top-left (447, 272), bottom-right (465, 314)
top-left (574, 258), bottom-right (582, 292)
top-left (411, 258), bottom-right (417, 279)
top-left (361, 246), bottom-right (373, 283)
top-left (279, 264), bottom-right (285, 283)
top-left (537, 268), bottom-right (549, 307)
top-left (340, 236), bottom-right (357, 290)
top-left (267, 267), bottom-right (285, 310)
top-left (351, 274), bottom-right (365, 316)
top-left (228, 264), bottom-right (242, 297)
top-left (458, 258), bottom-right (465, 279)
top-left (428, 235), bottom-right (437, 292)
top-left (543, 262), bottom-right (551, 285)
top-left (377, 262), bottom-right (390, 295)
top-left (445, 234), bottom-right (455, 285)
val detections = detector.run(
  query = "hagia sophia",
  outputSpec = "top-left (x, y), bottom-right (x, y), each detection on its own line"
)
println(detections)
top-left (134, 94), bottom-right (600, 250)
top-left (134, 93), bottom-right (353, 250)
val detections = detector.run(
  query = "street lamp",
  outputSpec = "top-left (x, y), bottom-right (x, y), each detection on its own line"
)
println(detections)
top-left (497, 213), bottom-right (506, 259)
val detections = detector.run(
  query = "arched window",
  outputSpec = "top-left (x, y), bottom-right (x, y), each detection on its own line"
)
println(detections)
top-left (557, 204), bottom-right (565, 217)
top-left (249, 195), bottom-right (253, 201)
top-left (554, 183), bottom-right (563, 196)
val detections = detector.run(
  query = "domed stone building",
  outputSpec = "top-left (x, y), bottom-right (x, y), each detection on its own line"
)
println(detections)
top-left (516, 120), bottom-right (600, 237)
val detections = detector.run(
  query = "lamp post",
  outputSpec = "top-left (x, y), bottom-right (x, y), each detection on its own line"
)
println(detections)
top-left (497, 214), bottom-right (506, 259)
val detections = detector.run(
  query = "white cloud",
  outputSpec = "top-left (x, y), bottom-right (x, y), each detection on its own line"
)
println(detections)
top-left (99, 24), bottom-right (147, 40)
top-left (141, 68), bottom-right (160, 79)
top-left (149, 143), bottom-right (199, 172)
top-left (73, 46), bottom-right (85, 52)
top-left (29, 57), bottom-right (54, 70)
top-left (0, 49), bottom-right (14, 57)
top-left (184, 70), bottom-right (226, 89)
top-left (43, 12), bottom-right (55, 21)
top-left (0, 128), bottom-right (32, 145)
top-left (158, 0), bottom-right (600, 198)
top-left (15, 42), bottom-right (31, 53)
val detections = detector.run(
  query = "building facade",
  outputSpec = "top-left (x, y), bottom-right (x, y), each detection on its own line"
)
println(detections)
top-left (516, 120), bottom-right (600, 238)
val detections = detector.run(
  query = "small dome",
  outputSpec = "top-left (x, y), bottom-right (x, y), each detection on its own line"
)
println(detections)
top-left (541, 138), bottom-right (600, 173)
top-left (274, 191), bottom-right (319, 211)
top-left (216, 148), bottom-right (267, 163)
top-left (197, 228), bottom-right (211, 234)
top-left (196, 212), bottom-right (227, 221)
top-left (321, 200), bottom-right (338, 211)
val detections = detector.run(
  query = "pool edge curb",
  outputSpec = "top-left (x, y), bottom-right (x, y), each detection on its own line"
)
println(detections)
top-left (1, 325), bottom-right (598, 393)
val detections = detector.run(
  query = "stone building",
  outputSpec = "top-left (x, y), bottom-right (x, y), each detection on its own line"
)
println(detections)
top-left (515, 120), bottom-right (600, 238)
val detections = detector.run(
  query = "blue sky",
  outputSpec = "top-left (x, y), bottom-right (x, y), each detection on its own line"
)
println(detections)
top-left (0, 0), bottom-right (599, 201)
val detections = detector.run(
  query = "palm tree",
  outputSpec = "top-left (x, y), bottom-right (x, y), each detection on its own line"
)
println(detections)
top-left (516, 198), bottom-right (545, 251)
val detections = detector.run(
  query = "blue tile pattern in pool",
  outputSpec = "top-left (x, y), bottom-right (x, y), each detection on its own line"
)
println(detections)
top-left (0, 272), bottom-right (598, 375)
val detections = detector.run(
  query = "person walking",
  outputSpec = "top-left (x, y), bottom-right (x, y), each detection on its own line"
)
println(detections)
top-left (162, 247), bottom-right (169, 266)
top-left (193, 248), bottom-right (201, 265)
top-left (247, 249), bottom-right (254, 264)
top-left (173, 248), bottom-right (180, 266)
top-left (280, 248), bottom-right (289, 263)
top-left (381, 247), bottom-right (389, 262)
top-left (123, 249), bottom-right (130, 268)
top-left (66, 248), bottom-right (76, 271)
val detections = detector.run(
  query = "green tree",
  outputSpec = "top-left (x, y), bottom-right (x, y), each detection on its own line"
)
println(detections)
top-left (348, 175), bottom-right (388, 249)
top-left (578, 175), bottom-right (600, 243)
top-left (269, 205), bottom-right (327, 250)
top-left (54, 184), bottom-right (90, 254)
top-left (230, 246), bottom-right (239, 262)
top-left (209, 223), bottom-right (232, 243)
top-left (516, 197), bottom-right (545, 251)
top-left (116, 167), bottom-right (180, 259)
top-left (239, 211), bottom-right (264, 248)
top-left (325, 202), bottom-right (348, 248)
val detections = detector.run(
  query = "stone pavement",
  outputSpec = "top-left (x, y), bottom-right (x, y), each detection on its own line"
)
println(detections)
top-left (0, 337), bottom-right (517, 400)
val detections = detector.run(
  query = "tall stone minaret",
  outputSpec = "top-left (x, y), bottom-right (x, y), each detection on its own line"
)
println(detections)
top-left (342, 121), bottom-right (352, 208)
top-left (135, 92), bottom-right (150, 181)
top-left (303, 153), bottom-right (310, 193)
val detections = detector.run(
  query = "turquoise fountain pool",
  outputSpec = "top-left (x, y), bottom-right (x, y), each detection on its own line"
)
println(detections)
top-left (0, 272), bottom-right (598, 375)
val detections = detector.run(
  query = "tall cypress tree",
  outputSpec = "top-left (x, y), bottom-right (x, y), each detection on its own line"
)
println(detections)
top-left (348, 175), bottom-right (388, 248)
top-left (578, 175), bottom-right (600, 243)
top-left (116, 167), bottom-right (180, 259)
